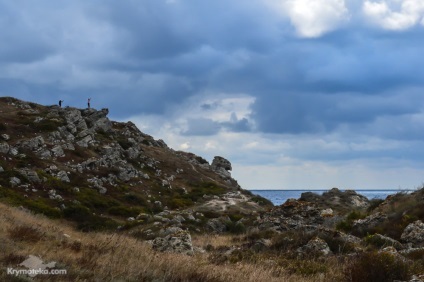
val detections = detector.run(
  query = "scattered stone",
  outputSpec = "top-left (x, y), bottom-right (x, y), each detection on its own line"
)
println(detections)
top-left (10, 177), bottom-right (21, 187)
top-left (18, 169), bottom-right (41, 183)
top-left (51, 145), bottom-right (65, 157)
top-left (320, 208), bottom-right (334, 217)
top-left (57, 170), bottom-right (70, 182)
top-left (0, 142), bottom-right (10, 154)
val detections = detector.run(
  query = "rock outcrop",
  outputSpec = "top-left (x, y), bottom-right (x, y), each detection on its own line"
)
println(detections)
top-left (152, 229), bottom-right (194, 256)
top-left (401, 220), bottom-right (424, 246)
top-left (300, 188), bottom-right (370, 212)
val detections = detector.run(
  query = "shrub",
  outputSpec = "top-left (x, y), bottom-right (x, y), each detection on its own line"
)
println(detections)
top-left (1, 253), bottom-right (26, 265)
top-left (270, 230), bottom-right (316, 252)
top-left (24, 199), bottom-right (62, 218)
top-left (63, 205), bottom-right (91, 221)
top-left (8, 225), bottom-right (44, 243)
top-left (77, 215), bottom-right (119, 232)
top-left (344, 251), bottom-right (410, 282)
top-left (107, 206), bottom-right (142, 217)
top-left (244, 228), bottom-right (277, 241)
top-left (319, 233), bottom-right (356, 254)
top-left (336, 210), bottom-right (367, 233)
top-left (225, 221), bottom-right (246, 235)
top-left (286, 259), bottom-right (328, 276)
top-left (167, 197), bottom-right (193, 209)
top-left (367, 198), bottom-right (384, 212)
top-left (249, 195), bottom-right (273, 206)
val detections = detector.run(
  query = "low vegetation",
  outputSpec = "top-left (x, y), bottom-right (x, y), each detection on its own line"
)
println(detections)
top-left (0, 202), bottom-right (344, 282)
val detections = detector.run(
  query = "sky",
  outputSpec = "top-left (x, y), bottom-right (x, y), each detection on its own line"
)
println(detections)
top-left (1, 0), bottom-right (424, 190)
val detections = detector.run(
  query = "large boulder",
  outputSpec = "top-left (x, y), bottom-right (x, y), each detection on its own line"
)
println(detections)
top-left (211, 156), bottom-right (232, 178)
top-left (256, 200), bottom-right (325, 232)
top-left (352, 212), bottom-right (387, 234)
top-left (62, 108), bottom-right (88, 133)
top-left (18, 169), bottom-right (41, 183)
top-left (206, 216), bottom-right (231, 233)
top-left (300, 188), bottom-right (369, 212)
top-left (0, 142), bottom-right (9, 154)
top-left (81, 108), bottom-right (112, 132)
top-left (18, 136), bottom-right (45, 151)
top-left (401, 220), bottom-right (424, 246)
top-left (297, 237), bottom-right (332, 257)
top-left (152, 230), bottom-right (194, 256)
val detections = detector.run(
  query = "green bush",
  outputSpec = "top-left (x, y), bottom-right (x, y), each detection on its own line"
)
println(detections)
top-left (107, 206), bottom-right (142, 217)
top-left (344, 251), bottom-right (410, 282)
top-left (63, 205), bottom-right (91, 221)
top-left (368, 198), bottom-right (384, 212)
top-left (336, 210), bottom-right (367, 233)
top-left (167, 197), bottom-right (193, 209)
top-left (24, 199), bottom-right (62, 218)
top-left (122, 193), bottom-right (147, 206)
top-left (225, 221), bottom-right (246, 234)
top-left (76, 215), bottom-right (119, 232)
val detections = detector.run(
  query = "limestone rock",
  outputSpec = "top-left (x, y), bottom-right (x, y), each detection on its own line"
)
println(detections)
top-left (152, 230), bottom-right (194, 255)
top-left (297, 237), bottom-right (332, 257)
top-left (0, 142), bottom-right (10, 153)
top-left (57, 170), bottom-right (70, 182)
top-left (211, 156), bottom-right (232, 178)
top-left (367, 233), bottom-right (404, 250)
top-left (76, 134), bottom-right (93, 147)
top-left (10, 177), bottom-right (21, 187)
top-left (81, 108), bottom-right (112, 132)
top-left (206, 216), bottom-right (231, 233)
top-left (18, 169), bottom-right (41, 183)
top-left (51, 145), bottom-right (65, 157)
top-left (352, 212), bottom-right (387, 234)
top-left (401, 220), bottom-right (424, 246)
top-left (19, 136), bottom-right (45, 151)
top-left (300, 188), bottom-right (369, 211)
top-left (256, 200), bottom-right (324, 232)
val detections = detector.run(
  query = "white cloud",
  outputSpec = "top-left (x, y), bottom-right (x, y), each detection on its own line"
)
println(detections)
top-left (363, 0), bottom-right (424, 30)
top-left (233, 160), bottom-right (424, 190)
top-left (268, 0), bottom-right (349, 37)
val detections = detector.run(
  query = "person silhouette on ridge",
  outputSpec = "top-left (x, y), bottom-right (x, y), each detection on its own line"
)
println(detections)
top-left (87, 98), bottom-right (91, 109)
top-left (59, 100), bottom-right (64, 107)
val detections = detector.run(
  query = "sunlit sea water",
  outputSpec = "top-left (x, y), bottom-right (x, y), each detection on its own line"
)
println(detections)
top-left (250, 190), bottom-right (412, 206)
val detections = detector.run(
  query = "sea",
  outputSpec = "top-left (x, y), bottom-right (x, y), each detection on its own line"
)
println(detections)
top-left (250, 189), bottom-right (415, 206)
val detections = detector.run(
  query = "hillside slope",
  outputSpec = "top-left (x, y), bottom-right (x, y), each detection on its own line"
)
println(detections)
top-left (0, 97), bottom-right (271, 234)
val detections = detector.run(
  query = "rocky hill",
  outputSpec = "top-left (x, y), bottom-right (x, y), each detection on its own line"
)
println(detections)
top-left (4, 97), bottom-right (424, 281)
top-left (0, 97), bottom-right (271, 235)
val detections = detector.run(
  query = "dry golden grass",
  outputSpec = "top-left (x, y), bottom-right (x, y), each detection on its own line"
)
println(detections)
top-left (0, 202), bottom-right (344, 281)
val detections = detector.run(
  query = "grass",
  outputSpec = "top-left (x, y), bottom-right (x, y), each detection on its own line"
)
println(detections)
top-left (0, 202), bottom-right (345, 282)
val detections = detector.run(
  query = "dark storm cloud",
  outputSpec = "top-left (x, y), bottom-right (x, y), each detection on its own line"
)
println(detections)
top-left (0, 2), bottom-right (53, 63)
top-left (1, 0), bottom-right (424, 144)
